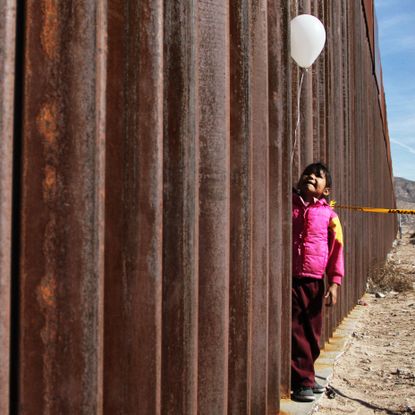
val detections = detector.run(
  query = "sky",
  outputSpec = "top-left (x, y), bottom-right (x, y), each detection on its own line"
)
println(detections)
top-left (375, 0), bottom-right (415, 181)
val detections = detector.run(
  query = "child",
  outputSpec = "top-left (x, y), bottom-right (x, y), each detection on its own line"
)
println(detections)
top-left (291, 162), bottom-right (344, 402)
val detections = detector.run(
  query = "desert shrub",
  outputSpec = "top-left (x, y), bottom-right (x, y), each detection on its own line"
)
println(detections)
top-left (367, 261), bottom-right (413, 293)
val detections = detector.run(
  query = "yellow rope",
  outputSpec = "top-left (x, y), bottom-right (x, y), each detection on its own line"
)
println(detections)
top-left (329, 201), bottom-right (415, 215)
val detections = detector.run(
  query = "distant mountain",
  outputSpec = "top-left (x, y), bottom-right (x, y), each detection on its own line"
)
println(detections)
top-left (394, 177), bottom-right (415, 230)
top-left (394, 177), bottom-right (415, 204)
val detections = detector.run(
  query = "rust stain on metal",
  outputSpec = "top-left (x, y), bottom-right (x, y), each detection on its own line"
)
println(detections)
top-left (36, 271), bottom-right (58, 414)
top-left (40, 0), bottom-right (59, 60)
top-left (37, 275), bottom-right (57, 310)
top-left (43, 165), bottom-right (57, 200)
top-left (36, 102), bottom-right (58, 145)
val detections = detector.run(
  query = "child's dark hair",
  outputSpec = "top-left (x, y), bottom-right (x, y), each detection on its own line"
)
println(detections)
top-left (302, 162), bottom-right (332, 188)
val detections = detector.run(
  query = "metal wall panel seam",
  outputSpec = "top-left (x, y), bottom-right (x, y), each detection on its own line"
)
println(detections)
top-left (267, 0), bottom-right (291, 410)
top-left (279, 0), bottom-right (293, 398)
top-left (104, 1), bottom-right (163, 413)
top-left (324, 0), bottom-right (334, 339)
top-left (249, 0), bottom-right (270, 412)
top-left (343, 0), bottom-right (349, 320)
top-left (162, 0), bottom-right (199, 413)
top-left (95, 1), bottom-right (108, 413)
top-left (346, 0), bottom-right (355, 316)
top-left (197, 1), bottom-right (230, 413)
top-left (311, 0), bottom-right (326, 346)
top-left (228, 0), bottom-right (253, 412)
top-left (0, 1), bottom-right (16, 413)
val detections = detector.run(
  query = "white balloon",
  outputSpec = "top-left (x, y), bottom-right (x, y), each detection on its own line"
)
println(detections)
top-left (290, 14), bottom-right (326, 68)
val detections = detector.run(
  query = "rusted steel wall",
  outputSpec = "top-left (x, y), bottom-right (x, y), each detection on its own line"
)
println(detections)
top-left (2, 0), bottom-right (396, 414)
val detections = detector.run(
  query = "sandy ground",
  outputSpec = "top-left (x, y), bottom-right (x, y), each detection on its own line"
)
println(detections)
top-left (313, 226), bottom-right (415, 415)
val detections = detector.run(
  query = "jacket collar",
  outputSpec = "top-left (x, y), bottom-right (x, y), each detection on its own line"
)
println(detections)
top-left (292, 189), bottom-right (329, 208)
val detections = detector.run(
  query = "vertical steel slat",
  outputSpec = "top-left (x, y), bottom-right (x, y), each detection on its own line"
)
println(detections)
top-left (323, 0), bottom-right (333, 342)
top-left (319, 0), bottom-right (330, 344)
top-left (335, 0), bottom-right (344, 326)
top-left (279, 0), bottom-right (293, 398)
top-left (346, 0), bottom-right (355, 316)
top-left (162, 1), bottom-right (198, 414)
top-left (197, 2), bottom-right (230, 414)
top-left (228, 0), bottom-right (252, 413)
top-left (362, 12), bottom-right (370, 293)
top-left (0, 1), bottom-right (16, 413)
top-left (340, 0), bottom-right (349, 321)
top-left (104, 1), bottom-right (163, 414)
top-left (267, 0), bottom-right (291, 409)
top-left (249, 0), bottom-right (269, 413)
top-left (363, 1), bottom-right (370, 293)
top-left (267, 0), bottom-right (279, 407)
top-left (96, 4), bottom-right (107, 410)
top-left (330, 0), bottom-right (341, 331)
top-left (346, 0), bottom-right (353, 318)
top-left (367, 42), bottom-right (374, 275)
top-left (19, 1), bottom-right (107, 413)
top-left (279, 1), bottom-right (293, 404)
top-left (354, 0), bottom-right (364, 307)
top-left (312, 0), bottom-right (327, 345)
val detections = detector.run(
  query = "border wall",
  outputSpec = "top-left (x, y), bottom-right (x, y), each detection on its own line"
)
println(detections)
top-left (0, 0), bottom-right (396, 413)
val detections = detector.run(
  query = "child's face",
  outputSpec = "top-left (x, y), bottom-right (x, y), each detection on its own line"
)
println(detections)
top-left (298, 169), bottom-right (330, 202)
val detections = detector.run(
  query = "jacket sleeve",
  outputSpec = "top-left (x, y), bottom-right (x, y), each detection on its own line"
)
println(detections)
top-left (326, 212), bottom-right (345, 285)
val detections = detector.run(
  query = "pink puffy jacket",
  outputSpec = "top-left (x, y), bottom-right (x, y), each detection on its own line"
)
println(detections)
top-left (292, 192), bottom-right (344, 285)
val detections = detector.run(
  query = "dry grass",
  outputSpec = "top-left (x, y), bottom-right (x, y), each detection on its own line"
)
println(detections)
top-left (367, 261), bottom-right (413, 293)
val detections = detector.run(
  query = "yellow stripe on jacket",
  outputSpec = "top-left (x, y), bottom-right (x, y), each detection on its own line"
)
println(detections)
top-left (329, 215), bottom-right (343, 246)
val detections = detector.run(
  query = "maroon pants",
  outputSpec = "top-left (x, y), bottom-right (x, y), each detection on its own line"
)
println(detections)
top-left (291, 277), bottom-right (324, 388)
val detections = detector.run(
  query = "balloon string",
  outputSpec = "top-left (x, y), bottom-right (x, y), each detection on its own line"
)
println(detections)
top-left (291, 68), bottom-right (306, 165)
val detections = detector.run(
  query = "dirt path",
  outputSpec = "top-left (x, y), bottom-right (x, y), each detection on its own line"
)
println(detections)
top-left (313, 227), bottom-right (415, 415)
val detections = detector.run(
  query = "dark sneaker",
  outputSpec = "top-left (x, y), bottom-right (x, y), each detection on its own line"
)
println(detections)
top-left (312, 382), bottom-right (325, 394)
top-left (292, 386), bottom-right (316, 402)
